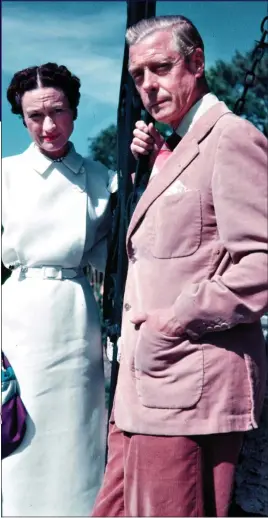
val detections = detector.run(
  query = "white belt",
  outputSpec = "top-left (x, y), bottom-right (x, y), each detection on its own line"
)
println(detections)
top-left (12, 265), bottom-right (84, 280)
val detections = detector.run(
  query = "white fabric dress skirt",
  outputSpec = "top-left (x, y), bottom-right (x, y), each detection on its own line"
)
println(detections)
top-left (2, 143), bottom-right (115, 516)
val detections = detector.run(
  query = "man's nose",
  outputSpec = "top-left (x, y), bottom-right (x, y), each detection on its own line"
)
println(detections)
top-left (142, 70), bottom-right (158, 92)
top-left (43, 116), bottom-right (56, 132)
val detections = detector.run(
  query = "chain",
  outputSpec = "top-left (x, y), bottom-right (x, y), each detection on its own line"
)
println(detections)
top-left (234, 15), bottom-right (268, 115)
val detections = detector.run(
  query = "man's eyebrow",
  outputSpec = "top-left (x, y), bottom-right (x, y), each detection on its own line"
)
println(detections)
top-left (129, 57), bottom-right (174, 72)
top-left (128, 65), bottom-right (142, 74)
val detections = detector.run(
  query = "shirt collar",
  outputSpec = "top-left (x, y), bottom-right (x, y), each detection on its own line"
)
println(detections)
top-left (175, 92), bottom-right (220, 138)
top-left (25, 142), bottom-right (84, 176)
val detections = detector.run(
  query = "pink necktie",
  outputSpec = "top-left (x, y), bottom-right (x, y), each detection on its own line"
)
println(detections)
top-left (151, 133), bottom-right (182, 178)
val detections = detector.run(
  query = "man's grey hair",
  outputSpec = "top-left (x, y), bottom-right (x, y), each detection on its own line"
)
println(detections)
top-left (126, 15), bottom-right (204, 61)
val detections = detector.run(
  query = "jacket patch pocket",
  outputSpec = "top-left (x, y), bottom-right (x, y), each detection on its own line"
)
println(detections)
top-left (152, 189), bottom-right (202, 258)
top-left (134, 324), bottom-right (204, 409)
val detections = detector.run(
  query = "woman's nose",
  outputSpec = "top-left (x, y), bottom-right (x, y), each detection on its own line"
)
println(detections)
top-left (43, 116), bottom-right (56, 132)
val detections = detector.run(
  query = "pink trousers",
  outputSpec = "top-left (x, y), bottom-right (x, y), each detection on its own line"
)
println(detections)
top-left (92, 422), bottom-right (243, 517)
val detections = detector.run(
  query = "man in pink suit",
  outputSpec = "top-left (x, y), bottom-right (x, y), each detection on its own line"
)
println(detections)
top-left (92, 15), bottom-right (268, 517)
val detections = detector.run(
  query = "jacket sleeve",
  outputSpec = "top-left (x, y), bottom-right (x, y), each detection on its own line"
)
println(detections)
top-left (173, 118), bottom-right (268, 338)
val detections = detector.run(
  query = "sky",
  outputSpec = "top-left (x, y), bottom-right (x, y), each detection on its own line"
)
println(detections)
top-left (2, 0), bottom-right (267, 158)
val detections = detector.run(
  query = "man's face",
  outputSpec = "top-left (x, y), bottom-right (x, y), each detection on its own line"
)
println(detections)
top-left (129, 30), bottom-right (204, 129)
top-left (21, 87), bottom-right (74, 159)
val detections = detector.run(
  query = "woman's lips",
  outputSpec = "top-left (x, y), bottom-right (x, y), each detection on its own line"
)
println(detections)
top-left (42, 135), bottom-right (59, 142)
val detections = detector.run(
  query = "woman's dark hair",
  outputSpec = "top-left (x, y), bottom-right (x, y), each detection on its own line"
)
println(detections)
top-left (7, 63), bottom-right (81, 124)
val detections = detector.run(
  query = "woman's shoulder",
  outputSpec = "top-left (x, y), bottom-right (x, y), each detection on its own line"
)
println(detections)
top-left (82, 156), bottom-right (117, 194)
top-left (2, 148), bottom-right (29, 173)
top-left (83, 155), bottom-right (109, 177)
top-left (2, 154), bottom-right (25, 188)
top-left (2, 149), bottom-right (31, 195)
top-left (2, 156), bottom-right (22, 202)
top-left (2, 152), bottom-right (24, 169)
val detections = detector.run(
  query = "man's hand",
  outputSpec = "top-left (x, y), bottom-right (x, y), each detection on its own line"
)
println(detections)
top-left (130, 307), bottom-right (184, 337)
top-left (130, 121), bottom-right (164, 167)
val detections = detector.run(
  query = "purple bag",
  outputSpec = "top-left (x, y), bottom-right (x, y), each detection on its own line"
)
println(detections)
top-left (1, 352), bottom-right (27, 459)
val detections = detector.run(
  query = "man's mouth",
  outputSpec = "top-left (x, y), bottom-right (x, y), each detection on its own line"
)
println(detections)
top-left (149, 99), bottom-right (168, 110)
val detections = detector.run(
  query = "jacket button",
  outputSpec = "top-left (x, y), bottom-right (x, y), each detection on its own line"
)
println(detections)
top-left (129, 245), bottom-right (137, 263)
top-left (124, 303), bottom-right (131, 311)
top-left (221, 323), bottom-right (229, 330)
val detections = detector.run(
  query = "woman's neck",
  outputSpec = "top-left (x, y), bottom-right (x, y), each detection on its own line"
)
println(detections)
top-left (38, 142), bottom-right (70, 160)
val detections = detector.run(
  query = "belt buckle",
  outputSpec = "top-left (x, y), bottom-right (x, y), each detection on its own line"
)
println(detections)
top-left (18, 265), bottom-right (28, 280)
top-left (42, 266), bottom-right (62, 280)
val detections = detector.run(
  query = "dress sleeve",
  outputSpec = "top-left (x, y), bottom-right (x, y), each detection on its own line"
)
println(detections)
top-left (107, 169), bottom-right (118, 194)
top-left (85, 162), bottom-right (118, 273)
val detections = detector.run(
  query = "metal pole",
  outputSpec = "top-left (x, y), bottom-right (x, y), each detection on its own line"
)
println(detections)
top-left (103, 0), bottom-right (156, 464)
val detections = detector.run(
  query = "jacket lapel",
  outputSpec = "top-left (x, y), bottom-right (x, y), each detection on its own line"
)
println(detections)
top-left (126, 102), bottom-right (231, 244)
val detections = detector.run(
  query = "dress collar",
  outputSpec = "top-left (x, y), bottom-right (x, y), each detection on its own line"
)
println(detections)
top-left (24, 142), bottom-right (84, 176)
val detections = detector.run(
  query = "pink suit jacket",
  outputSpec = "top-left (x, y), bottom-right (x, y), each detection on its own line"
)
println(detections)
top-left (114, 101), bottom-right (268, 436)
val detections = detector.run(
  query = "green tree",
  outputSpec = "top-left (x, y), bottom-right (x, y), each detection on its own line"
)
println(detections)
top-left (88, 121), bottom-right (170, 170)
top-left (88, 124), bottom-right (118, 170)
top-left (89, 48), bottom-right (268, 165)
top-left (206, 49), bottom-right (268, 136)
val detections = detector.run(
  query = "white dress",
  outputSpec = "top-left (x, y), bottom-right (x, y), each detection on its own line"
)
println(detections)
top-left (2, 142), bottom-right (116, 516)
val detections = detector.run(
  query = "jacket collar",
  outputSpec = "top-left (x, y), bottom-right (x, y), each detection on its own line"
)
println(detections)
top-left (127, 101), bottom-right (231, 245)
top-left (176, 92), bottom-right (220, 138)
top-left (23, 142), bottom-right (84, 176)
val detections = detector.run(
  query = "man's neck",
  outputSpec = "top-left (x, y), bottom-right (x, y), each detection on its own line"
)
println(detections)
top-left (171, 87), bottom-right (210, 131)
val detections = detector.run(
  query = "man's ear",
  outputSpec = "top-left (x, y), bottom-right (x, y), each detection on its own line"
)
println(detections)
top-left (189, 48), bottom-right (205, 78)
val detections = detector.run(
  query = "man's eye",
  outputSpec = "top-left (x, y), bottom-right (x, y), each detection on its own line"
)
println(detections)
top-left (132, 71), bottom-right (143, 81)
top-left (55, 108), bottom-right (64, 113)
top-left (156, 64), bottom-right (171, 72)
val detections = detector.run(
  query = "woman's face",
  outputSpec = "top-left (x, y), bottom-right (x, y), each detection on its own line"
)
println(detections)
top-left (21, 86), bottom-right (74, 159)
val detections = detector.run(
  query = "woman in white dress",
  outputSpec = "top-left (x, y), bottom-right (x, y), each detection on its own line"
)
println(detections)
top-left (2, 62), bottom-right (117, 516)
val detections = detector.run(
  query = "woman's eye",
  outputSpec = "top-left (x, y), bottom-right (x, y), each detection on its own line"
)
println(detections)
top-left (29, 113), bottom-right (41, 119)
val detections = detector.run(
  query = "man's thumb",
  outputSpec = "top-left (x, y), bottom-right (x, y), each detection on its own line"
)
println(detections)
top-left (148, 123), bottom-right (164, 148)
top-left (130, 312), bottom-right (147, 325)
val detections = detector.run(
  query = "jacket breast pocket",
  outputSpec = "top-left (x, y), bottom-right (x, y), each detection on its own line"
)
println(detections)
top-left (152, 189), bottom-right (202, 259)
top-left (134, 324), bottom-right (204, 409)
